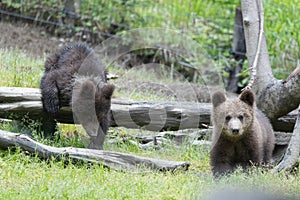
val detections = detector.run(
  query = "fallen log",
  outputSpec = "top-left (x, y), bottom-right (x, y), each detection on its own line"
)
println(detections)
top-left (0, 87), bottom-right (297, 132)
top-left (0, 87), bottom-right (211, 131)
top-left (0, 100), bottom-right (211, 131)
top-left (0, 129), bottom-right (190, 171)
top-left (0, 87), bottom-right (41, 102)
top-left (125, 129), bottom-right (292, 146)
top-left (107, 129), bottom-right (291, 153)
top-left (273, 104), bottom-right (300, 172)
top-left (272, 110), bottom-right (297, 132)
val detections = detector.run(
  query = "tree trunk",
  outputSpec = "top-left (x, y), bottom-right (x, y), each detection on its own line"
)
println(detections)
top-left (241, 0), bottom-right (300, 171)
top-left (0, 129), bottom-right (190, 171)
top-left (64, 0), bottom-right (76, 25)
top-left (241, 0), bottom-right (300, 120)
top-left (227, 7), bottom-right (246, 93)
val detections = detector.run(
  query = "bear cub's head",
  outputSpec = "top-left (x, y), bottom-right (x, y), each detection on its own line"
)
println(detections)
top-left (212, 90), bottom-right (255, 139)
top-left (72, 79), bottom-right (115, 123)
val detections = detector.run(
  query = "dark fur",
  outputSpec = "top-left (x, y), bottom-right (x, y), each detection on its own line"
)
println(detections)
top-left (40, 43), bottom-right (114, 149)
top-left (210, 90), bottom-right (275, 177)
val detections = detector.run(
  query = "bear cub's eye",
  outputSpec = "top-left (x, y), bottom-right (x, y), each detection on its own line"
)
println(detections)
top-left (225, 115), bottom-right (231, 121)
top-left (238, 115), bottom-right (244, 121)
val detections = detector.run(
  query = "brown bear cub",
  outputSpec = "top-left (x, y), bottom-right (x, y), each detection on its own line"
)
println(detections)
top-left (40, 42), bottom-right (115, 150)
top-left (210, 90), bottom-right (275, 177)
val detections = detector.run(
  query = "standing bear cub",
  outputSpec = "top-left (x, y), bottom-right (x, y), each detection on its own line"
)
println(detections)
top-left (210, 90), bottom-right (275, 177)
top-left (40, 42), bottom-right (115, 150)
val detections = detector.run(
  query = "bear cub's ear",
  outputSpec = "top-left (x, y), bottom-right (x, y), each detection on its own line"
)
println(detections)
top-left (239, 89), bottom-right (254, 107)
top-left (44, 53), bottom-right (59, 72)
top-left (102, 84), bottom-right (115, 99)
top-left (212, 91), bottom-right (226, 107)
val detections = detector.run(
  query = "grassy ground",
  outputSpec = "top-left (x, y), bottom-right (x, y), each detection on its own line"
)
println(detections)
top-left (0, 49), bottom-right (45, 87)
top-left (0, 48), bottom-right (299, 199)
top-left (0, 149), bottom-right (299, 199)
top-left (0, 0), bottom-right (299, 198)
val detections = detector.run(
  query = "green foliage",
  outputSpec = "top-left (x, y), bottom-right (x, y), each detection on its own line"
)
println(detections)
top-left (1, 0), bottom-right (147, 36)
top-left (264, 0), bottom-right (300, 79)
top-left (1, 0), bottom-right (298, 81)
top-left (80, 0), bottom-right (145, 30)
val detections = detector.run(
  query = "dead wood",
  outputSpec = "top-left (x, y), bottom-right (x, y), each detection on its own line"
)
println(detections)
top-left (273, 105), bottom-right (300, 172)
top-left (107, 129), bottom-right (291, 153)
top-left (0, 87), bottom-right (211, 131)
top-left (0, 129), bottom-right (190, 171)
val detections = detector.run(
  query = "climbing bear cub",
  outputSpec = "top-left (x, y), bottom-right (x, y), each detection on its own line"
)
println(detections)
top-left (40, 42), bottom-right (115, 150)
top-left (210, 90), bottom-right (275, 177)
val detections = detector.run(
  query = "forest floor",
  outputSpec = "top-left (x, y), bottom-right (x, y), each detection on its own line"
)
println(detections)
top-left (0, 21), bottom-right (68, 56)
top-left (0, 21), bottom-right (218, 102)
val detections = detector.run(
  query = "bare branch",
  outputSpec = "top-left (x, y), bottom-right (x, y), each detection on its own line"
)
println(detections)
top-left (282, 61), bottom-right (300, 84)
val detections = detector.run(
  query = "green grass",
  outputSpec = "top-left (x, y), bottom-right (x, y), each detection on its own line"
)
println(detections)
top-left (1, 0), bottom-right (300, 196)
top-left (0, 48), bottom-right (299, 199)
top-left (109, 65), bottom-right (191, 101)
top-left (0, 149), bottom-right (202, 199)
top-left (0, 49), bottom-right (45, 87)
top-left (0, 149), bottom-right (299, 199)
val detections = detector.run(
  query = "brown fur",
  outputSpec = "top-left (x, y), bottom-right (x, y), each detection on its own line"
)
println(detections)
top-left (40, 43), bottom-right (114, 149)
top-left (210, 90), bottom-right (275, 177)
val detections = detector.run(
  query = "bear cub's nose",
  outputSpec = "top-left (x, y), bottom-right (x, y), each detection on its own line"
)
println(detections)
top-left (232, 129), bottom-right (239, 134)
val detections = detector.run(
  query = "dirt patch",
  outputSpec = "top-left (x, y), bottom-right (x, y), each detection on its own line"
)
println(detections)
top-left (0, 21), bottom-right (71, 56)
top-left (114, 80), bottom-right (215, 102)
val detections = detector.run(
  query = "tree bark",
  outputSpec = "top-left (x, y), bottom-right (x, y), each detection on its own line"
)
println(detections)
top-left (64, 0), bottom-right (76, 25)
top-left (0, 87), bottom-right (211, 131)
top-left (241, 0), bottom-right (300, 120)
top-left (241, 0), bottom-right (300, 171)
top-left (241, 0), bottom-right (274, 91)
top-left (0, 87), bottom-right (41, 102)
top-left (0, 129), bottom-right (190, 171)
